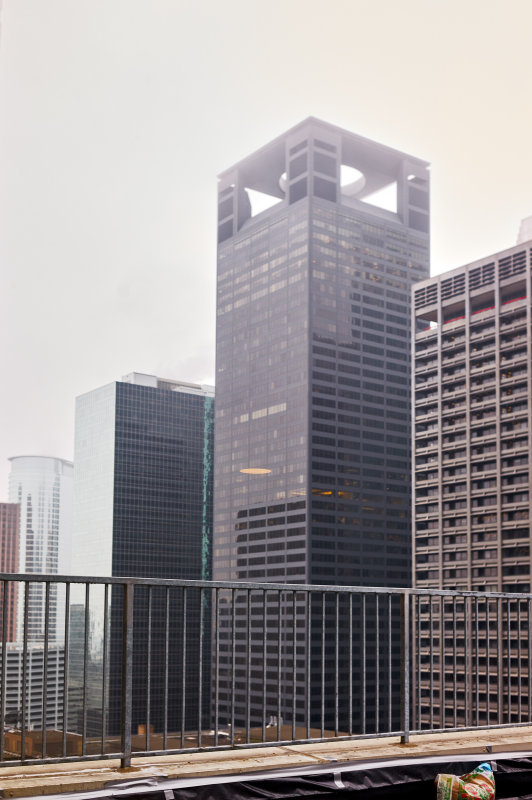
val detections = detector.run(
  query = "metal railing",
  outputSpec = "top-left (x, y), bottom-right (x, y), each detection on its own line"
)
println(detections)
top-left (0, 573), bottom-right (532, 768)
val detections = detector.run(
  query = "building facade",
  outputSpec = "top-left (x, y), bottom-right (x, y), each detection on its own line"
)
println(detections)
top-left (413, 238), bottom-right (532, 725)
top-left (8, 456), bottom-right (73, 645)
top-left (213, 118), bottom-right (430, 731)
top-left (0, 644), bottom-right (64, 732)
top-left (0, 503), bottom-right (20, 643)
top-left (71, 373), bottom-right (214, 734)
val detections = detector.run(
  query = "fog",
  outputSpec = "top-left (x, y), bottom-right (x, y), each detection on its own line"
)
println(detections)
top-left (1, 0), bottom-right (532, 494)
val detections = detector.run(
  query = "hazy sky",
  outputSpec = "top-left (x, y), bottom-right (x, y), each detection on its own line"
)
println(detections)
top-left (1, 0), bottom-right (532, 495)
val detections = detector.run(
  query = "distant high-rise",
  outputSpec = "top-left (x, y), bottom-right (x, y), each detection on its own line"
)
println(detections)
top-left (517, 215), bottom-right (532, 244)
top-left (0, 502), bottom-right (20, 642)
top-left (413, 236), bottom-right (532, 725)
top-left (213, 118), bottom-right (430, 729)
top-left (8, 456), bottom-right (73, 644)
top-left (1, 643), bottom-right (64, 731)
top-left (71, 373), bottom-right (214, 734)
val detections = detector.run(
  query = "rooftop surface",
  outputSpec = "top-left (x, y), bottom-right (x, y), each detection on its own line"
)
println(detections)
top-left (2, 727), bottom-right (532, 798)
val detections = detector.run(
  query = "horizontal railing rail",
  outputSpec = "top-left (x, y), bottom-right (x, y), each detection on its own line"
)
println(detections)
top-left (0, 573), bottom-right (531, 768)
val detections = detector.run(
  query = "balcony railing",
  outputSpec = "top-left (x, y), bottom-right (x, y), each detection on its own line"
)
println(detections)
top-left (1, 574), bottom-right (532, 770)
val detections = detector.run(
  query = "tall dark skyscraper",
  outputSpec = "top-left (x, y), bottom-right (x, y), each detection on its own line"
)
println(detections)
top-left (214, 118), bottom-right (430, 586)
top-left (213, 118), bottom-right (430, 730)
top-left (71, 373), bottom-right (214, 734)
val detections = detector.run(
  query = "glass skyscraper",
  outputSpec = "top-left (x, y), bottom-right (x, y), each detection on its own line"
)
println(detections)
top-left (8, 455), bottom-right (73, 645)
top-left (213, 118), bottom-right (430, 730)
top-left (71, 373), bottom-right (214, 735)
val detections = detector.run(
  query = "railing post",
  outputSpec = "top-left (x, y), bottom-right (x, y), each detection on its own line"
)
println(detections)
top-left (120, 582), bottom-right (134, 768)
top-left (400, 591), bottom-right (410, 744)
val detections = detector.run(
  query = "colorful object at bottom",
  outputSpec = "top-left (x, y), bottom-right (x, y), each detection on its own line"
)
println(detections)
top-left (436, 762), bottom-right (495, 800)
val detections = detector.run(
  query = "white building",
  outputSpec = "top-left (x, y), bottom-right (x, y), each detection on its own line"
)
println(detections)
top-left (517, 215), bottom-right (532, 244)
top-left (1, 644), bottom-right (64, 730)
top-left (8, 456), bottom-right (73, 644)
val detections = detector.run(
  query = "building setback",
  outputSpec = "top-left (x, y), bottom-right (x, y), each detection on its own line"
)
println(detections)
top-left (71, 373), bottom-right (214, 735)
top-left (0, 503), bottom-right (20, 643)
top-left (213, 118), bottom-right (430, 731)
top-left (413, 237), bottom-right (532, 725)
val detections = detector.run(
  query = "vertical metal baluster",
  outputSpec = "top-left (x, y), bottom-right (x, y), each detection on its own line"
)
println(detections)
top-left (321, 593), bottom-right (325, 739)
top-left (429, 596), bottom-right (434, 730)
top-left (163, 587), bottom-right (169, 751)
top-left (305, 592), bottom-right (311, 741)
top-left (400, 591), bottom-right (410, 743)
top-left (497, 598), bottom-right (503, 724)
top-left (62, 583), bottom-right (70, 759)
top-left (262, 589), bottom-right (267, 743)
top-left (231, 588), bottom-right (235, 747)
top-left (214, 589), bottom-right (219, 747)
top-left (277, 590), bottom-right (282, 742)
top-left (375, 594), bottom-right (380, 734)
top-left (464, 595), bottom-right (469, 729)
top-left (348, 593), bottom-right (353, 736)
top-left (292, 592), bottom-right (297, 742)
top-left (518, 599), bottom-right (522, 722)
top-left (475, 596), bottom-right (480, 728)
top-left (417, 596), bottom-right (421, 731)
top-left (410, 595), bottom-right (415, 734)
top-left (21, 581), bottom-right (29, 762)
top-left (246, 589), bottom-right (251, 744)
top-left (528, 598), bottom-right (532, 723)
top-left (198, 587), bottom-right (203, 748)
top-left (0, 581), bottom-right (8, 763)
top-left (362, 593), bottom-right (367, 735)
top-left (440, 595), bottom-right (445, 729)
top-left (388, 594), bottom-right (392, 733)
top-left (334, 593), bottom-right (339, 737)
top-left (453, 596), bottom-right (457, 729)
top-left (82, 584), bottom-right (90, 756)
top-left (42, 582), bottom-right (50, 759)
top-left (485, 598), bottom-right (490, 727)
top-left (506, 598), bottom-right (511, 724)
top-left (102, 584), bottom-right (109, 755)
top-left (120, 582), bottom-right (134, 769)
top-left (145, 587), bottom-right (151, 752)
top-left (181, 587), bottom-right (187, 749)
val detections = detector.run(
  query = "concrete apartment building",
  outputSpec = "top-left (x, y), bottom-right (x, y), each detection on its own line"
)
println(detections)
top-left (413, 235), bottom-right (532, 725)
top-left (0, 502), bottom-right (20, 643)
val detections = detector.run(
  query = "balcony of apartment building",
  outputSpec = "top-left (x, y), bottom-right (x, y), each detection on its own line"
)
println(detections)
top-left (3, 573), bottom-right (532, 798)
top-left (414, 355), bottom-right (439, 374)
top-left (441, 378), bottom-right (466, 400)
top-left (415, 403), bottom-right (438, 423)
top-left (469, 336), bottom-right (496, 356)
top-left (441, 330), bottom-right (466, 349)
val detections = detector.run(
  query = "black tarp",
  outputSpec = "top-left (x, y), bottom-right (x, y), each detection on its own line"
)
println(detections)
top-left (163, 757), bottom-right (532, 800)
top-left (37, 753), bottom-right (532, 800)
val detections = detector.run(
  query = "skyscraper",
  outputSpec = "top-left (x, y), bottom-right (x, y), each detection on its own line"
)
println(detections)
top-left (8, 456), bottom-right (73, 644)
top-left (413, 236), bottom-right (532, 725)
top-left (0, 502), bottom-right (20, 643)
top-left (213, 118), bottom-right (430, 729)
top-left (71, 373), bottom-right (214, 734)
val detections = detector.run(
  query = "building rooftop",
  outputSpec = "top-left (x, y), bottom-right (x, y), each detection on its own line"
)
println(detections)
top-left (121, 373), bottom-right (215, 397)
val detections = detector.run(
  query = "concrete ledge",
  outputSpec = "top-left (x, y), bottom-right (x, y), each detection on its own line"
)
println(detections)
top-left (1, 727), bottom-right (532, 797)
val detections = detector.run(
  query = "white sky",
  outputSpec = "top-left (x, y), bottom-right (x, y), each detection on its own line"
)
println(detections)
top-left (1, 0), bottom-right (532, 496)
